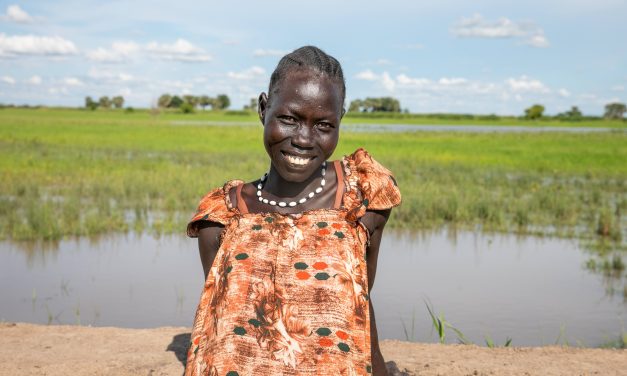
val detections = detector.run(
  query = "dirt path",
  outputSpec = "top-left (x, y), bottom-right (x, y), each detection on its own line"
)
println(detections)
top-left (0, 322), bottom-right (624, 376)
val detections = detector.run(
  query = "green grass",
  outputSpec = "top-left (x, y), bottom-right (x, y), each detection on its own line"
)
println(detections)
top-left (0, 108), bottom-right (626, 244)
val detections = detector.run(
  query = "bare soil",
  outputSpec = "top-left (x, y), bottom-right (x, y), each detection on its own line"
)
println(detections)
top-left (0, 322), bottom-right (624, 376)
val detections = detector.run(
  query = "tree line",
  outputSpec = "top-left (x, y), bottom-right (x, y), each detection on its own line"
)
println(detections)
top-left (84, 96), bottom-right (124, 110)
top-left (523, 102), bottom-right (626, 120)
top-left (157, 94), bottom-right (230, 113)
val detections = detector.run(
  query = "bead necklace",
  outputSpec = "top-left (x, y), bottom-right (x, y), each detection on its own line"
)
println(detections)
top-left (257, 161), bottom-right (327, 207)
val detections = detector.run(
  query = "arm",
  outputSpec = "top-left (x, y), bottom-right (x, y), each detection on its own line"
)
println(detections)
top-left (361, 208), bottom-right (392, 376)
top-left (196, 221), bottom-right (225, 280)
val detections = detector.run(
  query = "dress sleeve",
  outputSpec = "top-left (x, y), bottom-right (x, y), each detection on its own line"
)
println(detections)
top-left (186, 181), bottom-right (239, 237)
top-left (348, 148), bottom-right (402, 211)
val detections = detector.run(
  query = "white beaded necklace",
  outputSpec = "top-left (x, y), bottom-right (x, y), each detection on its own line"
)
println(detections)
top-left (257, 161), bottom-right (327, 207)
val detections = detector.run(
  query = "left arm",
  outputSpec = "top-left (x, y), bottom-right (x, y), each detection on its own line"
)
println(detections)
top-left (361, 208), bottom-right (392, 376)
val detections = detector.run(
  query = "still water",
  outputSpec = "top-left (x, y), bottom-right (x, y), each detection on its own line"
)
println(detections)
top-left (170, 120), bottom-right (620, 134)
top-left (0, 231), bottom-right (624, 347)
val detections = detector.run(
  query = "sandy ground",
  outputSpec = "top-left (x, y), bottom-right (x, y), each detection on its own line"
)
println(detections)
top-left (0, 322), bottom-right (624, 376)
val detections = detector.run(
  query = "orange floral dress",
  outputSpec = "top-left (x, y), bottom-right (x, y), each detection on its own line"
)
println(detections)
top-left (185, 148), bottom-right (401, 376)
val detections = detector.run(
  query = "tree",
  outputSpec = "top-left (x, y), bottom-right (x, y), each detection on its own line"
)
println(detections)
top-left (199, 95), bottom-right (212, 110)
top-left (348, 99), bottom-right (363, 112)
top-left (180, 102), bottom-right (195, 114)
top-left (243, 97), bottom-right (257, 111)
top-left (524, 104), bottom-right (544, 120)
top-left (214, 94), bottom-right (230, 110)
top-left (169, 95), bottom-right (183, 108)
top-left (348, 97), bottom-right (401, 112)
top-left (98, 96), bottom-right (112, 109)
top-left (158, 94), bottom-right (172, 108)
top-left (85, 96), bottom-right (98, 111)
top-left (604, 102), bottom-right (626, 120)
top-left (183, 95), bottom-right (198, 108)
top-left (112, 96), bottom-right (124, 109)
top-left (556, 106), bottom-right (582, 121)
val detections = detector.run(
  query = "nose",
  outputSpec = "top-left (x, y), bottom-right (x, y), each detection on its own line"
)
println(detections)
top-left (291, 124), bottom-right (314, 149)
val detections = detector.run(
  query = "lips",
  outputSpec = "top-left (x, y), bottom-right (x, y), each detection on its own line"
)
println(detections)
top-left (281, 151), bottom-right (315, 166)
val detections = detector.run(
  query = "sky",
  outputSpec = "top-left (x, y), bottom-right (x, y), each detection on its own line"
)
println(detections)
top-left (0, 0), bottom-right (625, 115)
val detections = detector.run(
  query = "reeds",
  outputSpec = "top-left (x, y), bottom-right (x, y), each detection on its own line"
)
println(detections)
top-left (0, 108), bottom-right (625, 247)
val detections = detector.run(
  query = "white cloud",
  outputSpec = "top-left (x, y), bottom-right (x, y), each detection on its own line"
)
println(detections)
top-left (405, 43), bottom-right (424, 50)
top-left (381, 72), bottom-right (395, 92)
top-left (88, 68), bottom-right (134, 83)
top-left (506, 75), bottom-right (550, 93)
top-left (525, 32), bottom-right (550, 48)
top-left (253, 49), bottom-right (288, 57)
top-left (27, 75), bottom-right (42, 85)
top-left (48, 87), bottom-right (69, 95)
top-left (611, 85), bottom-right (624, 92)
top-left (63, 77), bottom-right (83, 86)
top-left (451, 14), bottom-right (549, 48)
top-left (352, 70), bottom-right (577, 114)
top-left (355, 70), bottom-right (378, 81)
top-left (227, 66), bottom-right (266, 80)
top-left (0, 33), bottom-right (78, 58)
top-left (439, 77), bottom-right (468, 85)
top-left (396, 74), bottom-right (430, 86)
top-left (145, 39), bottom-right (211, 62)
top-left (4, 5), bottom-right (33, 23)
top-left (86, 41), bottom-right (140, 63)
top-left (1, 75), bottom-right (15, 85)
top-left (375, 59), bottom-right (392, 66)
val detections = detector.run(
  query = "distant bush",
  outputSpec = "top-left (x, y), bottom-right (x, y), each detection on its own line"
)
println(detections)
top-left (180, 102), bottom-right (195, 114)
top-left (224, 110), bottom-right (251, 116)
top-left (124, 107), bottom-right (135, 114)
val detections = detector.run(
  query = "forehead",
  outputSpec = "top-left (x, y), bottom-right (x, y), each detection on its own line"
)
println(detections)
top-left (270, 69), bottom-right (343, 109)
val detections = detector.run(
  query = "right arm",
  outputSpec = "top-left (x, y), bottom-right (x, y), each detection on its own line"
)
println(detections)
top-left (197, 222), bottom-right (225, 280)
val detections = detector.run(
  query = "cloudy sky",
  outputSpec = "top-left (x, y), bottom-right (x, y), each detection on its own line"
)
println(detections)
top-left (0, 0), bottom-right (625, 115)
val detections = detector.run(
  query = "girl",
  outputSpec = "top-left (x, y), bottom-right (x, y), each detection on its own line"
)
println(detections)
top-left (185, 46), bottom-right (401, 376)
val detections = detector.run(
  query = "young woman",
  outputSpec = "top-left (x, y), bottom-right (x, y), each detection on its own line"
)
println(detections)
top-left (185, 46), bottom-right (401, 376)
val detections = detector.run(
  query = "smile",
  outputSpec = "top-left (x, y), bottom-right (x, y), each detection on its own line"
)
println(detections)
top-left (281, 151), bottom-right (315, 166)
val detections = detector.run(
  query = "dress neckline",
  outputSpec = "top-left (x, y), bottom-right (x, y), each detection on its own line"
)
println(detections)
top-left (228, 159), bottom-right (347, 216)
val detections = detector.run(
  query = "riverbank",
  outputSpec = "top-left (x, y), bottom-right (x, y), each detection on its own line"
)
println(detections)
top-left (0, 322), bottom-right (624, 375)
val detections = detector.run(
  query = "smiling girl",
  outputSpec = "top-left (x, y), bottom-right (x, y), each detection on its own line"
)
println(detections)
top-left (185, 46), bottom-right (401, 376)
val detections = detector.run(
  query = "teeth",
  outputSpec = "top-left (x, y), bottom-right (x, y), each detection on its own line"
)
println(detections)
top-left (285, 153), bottom-right (311, 166)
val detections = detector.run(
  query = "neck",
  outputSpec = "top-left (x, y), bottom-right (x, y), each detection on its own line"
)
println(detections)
top-left (264, 164), bottom-right (322, 198)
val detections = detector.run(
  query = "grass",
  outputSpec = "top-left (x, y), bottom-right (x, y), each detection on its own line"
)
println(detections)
top-left (0, 108), bottom-right (626, 246)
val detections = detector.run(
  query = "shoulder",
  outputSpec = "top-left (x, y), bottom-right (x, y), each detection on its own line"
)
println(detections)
top-left (186, 180), bottom-right (244, 237)
top-left (342, 148), bottom-right (401, 211)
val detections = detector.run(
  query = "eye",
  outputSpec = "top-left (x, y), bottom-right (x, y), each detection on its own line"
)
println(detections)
top-left (278, 115), bottom-right (297, 124)
top-left (316, 122), bottom-right (334, 131)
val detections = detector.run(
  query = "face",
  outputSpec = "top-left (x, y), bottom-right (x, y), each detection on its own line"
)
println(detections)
top-left (259, 69), bottom-right (343, 183)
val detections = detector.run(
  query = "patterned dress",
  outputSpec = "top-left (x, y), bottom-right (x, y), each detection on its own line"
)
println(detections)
top-left (185, 148), bottom-right (401, 376)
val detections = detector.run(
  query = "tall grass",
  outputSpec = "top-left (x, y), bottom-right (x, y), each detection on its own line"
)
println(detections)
top-left (0, 108), bottom-right (625, 245)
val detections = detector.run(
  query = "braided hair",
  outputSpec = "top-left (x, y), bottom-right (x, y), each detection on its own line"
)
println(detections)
top-left (268, 46), bottom-right (345, 107)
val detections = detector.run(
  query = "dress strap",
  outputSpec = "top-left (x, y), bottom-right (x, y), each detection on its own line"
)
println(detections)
top-left (235, 183), bottom-right (249, 214)
top-left (333, 160), bottom-right (344, 209)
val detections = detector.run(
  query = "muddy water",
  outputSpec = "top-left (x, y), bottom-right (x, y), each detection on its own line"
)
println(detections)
top-left (0, 231), bottom-right (624, 347)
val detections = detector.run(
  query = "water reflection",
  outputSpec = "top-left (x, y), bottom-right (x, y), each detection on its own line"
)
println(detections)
top-left (169, 120), bottom-right (621, 134)
top-left (0, 230), bottom-right (624, 347)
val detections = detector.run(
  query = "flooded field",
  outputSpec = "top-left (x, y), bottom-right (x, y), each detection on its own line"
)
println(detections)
top-left (170, 120), bottom-right (621, 133)
top-left (1, 230), bottom-right (624, 347)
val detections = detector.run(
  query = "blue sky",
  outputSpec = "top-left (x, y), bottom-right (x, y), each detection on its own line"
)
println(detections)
top-left (0, 0), bottom-right (625, 115)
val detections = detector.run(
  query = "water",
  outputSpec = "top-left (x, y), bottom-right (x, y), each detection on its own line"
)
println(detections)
top-left (0, 231), bottom-right (624, 347)
top-left (170, 120), bottom-right (620, 134)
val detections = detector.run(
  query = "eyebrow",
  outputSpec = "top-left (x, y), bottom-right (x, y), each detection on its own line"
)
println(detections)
top-left (282, 103), bottom-right (340, 120)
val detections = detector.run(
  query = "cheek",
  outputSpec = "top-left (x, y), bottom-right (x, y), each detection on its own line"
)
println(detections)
top-left (320, 132), bottom-right (339, 157)
top-left (263, 124), bottom-right (289, 152)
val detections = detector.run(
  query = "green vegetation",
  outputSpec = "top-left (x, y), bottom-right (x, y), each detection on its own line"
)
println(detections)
top-left (0, 108), bottom-right (625, 245)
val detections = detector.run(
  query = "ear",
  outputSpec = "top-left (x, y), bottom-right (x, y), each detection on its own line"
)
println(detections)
top-left (258, 92), bottom-right (268, 125)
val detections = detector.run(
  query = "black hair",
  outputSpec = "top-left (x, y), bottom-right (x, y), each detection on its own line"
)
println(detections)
top-left (268, 46), bottom-right (346, 106)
